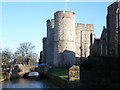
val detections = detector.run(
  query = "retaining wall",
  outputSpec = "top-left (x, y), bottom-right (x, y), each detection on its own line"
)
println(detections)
top-left (46, 73), bottom-right (68, 88)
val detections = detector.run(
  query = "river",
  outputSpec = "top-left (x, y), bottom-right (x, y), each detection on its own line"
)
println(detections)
top-left (0, 72), bottom-right (61, 89)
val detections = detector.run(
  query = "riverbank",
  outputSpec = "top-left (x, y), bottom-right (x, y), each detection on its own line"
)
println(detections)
top-left (1, 77), bottom-right (61, 88)
top-left (0, 72), bottom-right (5, 82)
top-left (0, 78), bottom-right (5, 82)
top-left (46, 73), bottom-right (68, 88)
top-left (0, 72), bottom-right (10, 82)
top-left (45, 68), bottom-right (69, 88)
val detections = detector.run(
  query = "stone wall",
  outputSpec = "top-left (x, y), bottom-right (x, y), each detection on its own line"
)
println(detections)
top-left (91, 38), bottom-right (101, 56)
top-left (11, 64), bottom-right (37, 78)
top-left (54, 11), bottom-right (76, 67)
top-left (46, 19), bottom-right (54, 65)
top-left (75, 23), bottom-right (85, 59)
top-left (107, 1), bottom-right (120, 56)
top-left (92, 1), bottom-right (120, 57)
top-left (42, 37), bottom-right (47, 63)
top-left (100, 27), bottom-right (108, 56)
top-left (42, 10), bottom-right (95, 67)
top-left (76, 24), bottom-right (94, 59)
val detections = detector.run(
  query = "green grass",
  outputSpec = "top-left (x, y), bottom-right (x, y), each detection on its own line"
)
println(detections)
top-left (48, 68), bottom-right (68, 79)
top-left (0, 73), bottom-right (2, 77)
top-left (60, 75), bottom-right (68, 78)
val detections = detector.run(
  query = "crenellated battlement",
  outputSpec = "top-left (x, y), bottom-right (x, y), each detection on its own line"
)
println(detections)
top-left (54, 10), bottom-right (75, 18)
top-left (47, 19), bottom-right (54, 29)
top-left (44, 10), bottom-right (95, 67)
top-left (47, 19), bottom-right (54, 24)
top-left (86, 24), bottom-right (94, 31)
top-left (76, 23), bottom-right (85, 31)
top-left (76, 23), bottom-right (94, 31)
top-left (77, 23), bottom-right (85, 26)
top-left (55, 10), bottom-right (75, 14)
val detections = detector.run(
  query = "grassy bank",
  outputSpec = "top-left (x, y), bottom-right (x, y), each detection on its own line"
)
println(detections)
top-left (48, 68), bottom-right (68, 79)
top-left (0, 73), bottom-right (2, 77)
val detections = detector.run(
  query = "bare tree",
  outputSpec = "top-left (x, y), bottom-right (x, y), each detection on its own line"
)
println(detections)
top-left (29, 53), bottom-right (38, 65)
top-left (1, 49), bottom-right (13, 68)
top-left (2, 49), bottom-right (12, 63)
top-left (14, 42), bottom-right (37, 65)
top-left (13, 51), bottom-right (23, 64)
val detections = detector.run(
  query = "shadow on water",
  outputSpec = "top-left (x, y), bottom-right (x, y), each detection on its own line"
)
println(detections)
top-left (1, 72), bottom-right (61, 89)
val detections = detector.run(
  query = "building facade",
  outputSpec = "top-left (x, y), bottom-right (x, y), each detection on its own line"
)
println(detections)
top-left (107, 1), bottom-right (120, 56)
top-left (42, 10), bottom-right (95, 67)
top-left (92, 1), bottom-right (120, 57)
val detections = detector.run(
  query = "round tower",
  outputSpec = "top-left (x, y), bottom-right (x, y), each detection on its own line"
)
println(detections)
top-left (47, 19), bottom-right (54, 41)
top-left (46, 19), bottom-right (54, 66)
top-left (53, 11), bottom-right (76, 67)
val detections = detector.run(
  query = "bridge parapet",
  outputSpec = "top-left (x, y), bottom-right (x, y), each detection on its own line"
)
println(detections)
top-left (11, 64), bottom-right (37, 78)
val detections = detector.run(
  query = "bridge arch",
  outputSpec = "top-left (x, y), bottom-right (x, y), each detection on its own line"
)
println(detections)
top-left (22, 72), bottom-right (40, 78)
top-left (11, 64), bottom-right (40, 78)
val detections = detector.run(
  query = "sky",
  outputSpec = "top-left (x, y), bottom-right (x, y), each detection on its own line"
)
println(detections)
top-left (0, 0), bottom-right (114, 55)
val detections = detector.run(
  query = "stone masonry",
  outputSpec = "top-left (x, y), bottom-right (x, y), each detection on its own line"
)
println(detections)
top-left (92, 1), bottom-right (120, 57)
top-left (42, 10), bottom-right (96, 67)
top-left (107, 1), bottom-right (120, 56)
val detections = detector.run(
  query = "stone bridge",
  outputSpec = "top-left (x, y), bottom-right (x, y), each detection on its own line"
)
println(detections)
top-left (11, 64), bottom-right (38, 78)
top-left (10, 64), bottom-right (51, 78)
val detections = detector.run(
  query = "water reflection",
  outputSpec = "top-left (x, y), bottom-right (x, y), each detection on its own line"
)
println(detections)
top-left (28, 72), bottom-right (39, 77)
top-left (1, 77), bottom-right (60, 88)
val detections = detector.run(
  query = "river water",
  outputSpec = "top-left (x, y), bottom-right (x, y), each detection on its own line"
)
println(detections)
top-left (0, 72), bottom-right (61, 89)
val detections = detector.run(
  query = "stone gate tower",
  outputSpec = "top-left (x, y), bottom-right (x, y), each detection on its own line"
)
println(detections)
top-left (54, 11), bottom-right (76, 67)
top-left (42, 10), bottom-right (95, 67)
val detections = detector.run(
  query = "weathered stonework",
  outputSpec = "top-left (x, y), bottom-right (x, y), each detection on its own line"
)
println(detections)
top-left (54, 11), bottom-right (76, 67)
top-left (42, 10), bottom-right (95, 67)
top-left (91, 38), bottom-right (101, 56)
top-left (92, 1), bottom-right (120, 57)
top-left (75, 23), bottom-right (95, 63)
top-left (42, 37), bottom-right (47, 63)
top-left (69, 65), bottom-right (80, 81)
top-left (107, 1), bottom-right (120, 56)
